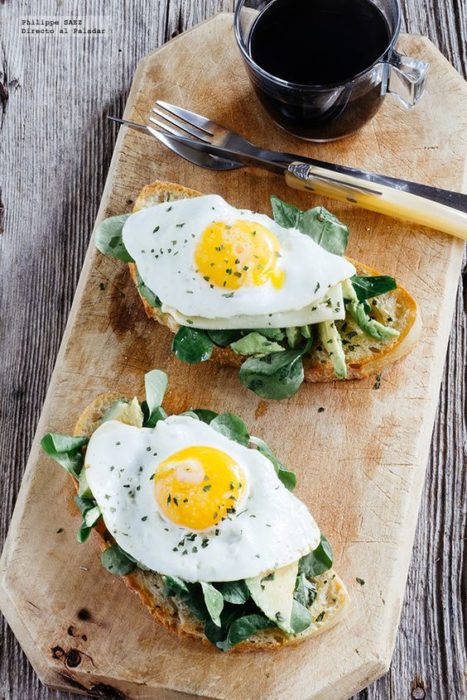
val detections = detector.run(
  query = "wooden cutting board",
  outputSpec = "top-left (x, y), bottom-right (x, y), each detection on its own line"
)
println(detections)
top-left (1, 13), bottom-right (466, 700)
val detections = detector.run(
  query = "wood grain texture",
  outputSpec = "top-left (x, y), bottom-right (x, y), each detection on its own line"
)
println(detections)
top-left (0, 3), bottom-right (465, 700)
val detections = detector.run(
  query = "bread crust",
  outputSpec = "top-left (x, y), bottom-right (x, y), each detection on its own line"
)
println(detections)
top-left (127, 180), bottom-right (421, 382)
top-left (74, 393), bottom-right (349, 651)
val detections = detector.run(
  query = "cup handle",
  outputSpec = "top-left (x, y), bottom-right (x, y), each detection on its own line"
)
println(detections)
top-left (383, 50), bottom-right (428, 108)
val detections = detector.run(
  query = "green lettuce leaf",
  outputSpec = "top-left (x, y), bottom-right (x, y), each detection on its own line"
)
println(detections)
top-left (201, 582), bottom-right (224, 627)
top-left (210, 413), bottom-right (250, 446)
top-left (271, 196), bottom-right (348, 255)
top-left (249, 436), bottom-right (296, 490)
top-left (216, 580), bottom-right (250, 605)
top-left (172, 327), bottom-right (213, 364)
top-left (40, 434), bottom-right (89, 479)
top-left (239, 341), bottom-right (311, 400)
top-left (191, 409), bottom-right (219, 424)
top-left (95, 213), bottom-right (133, 261)
top-left (290, 599), bottom-right (312, 634)
top-left (299, 535), bottom-right (333, 577)
top-left (215, 614), bottom-right (272, 651)
top-left (136, 271), bottom-right (161, 308)
top-left (101, 544), bottom-right (137, 576)
top-left (351, 275), bottom-right (397, 301)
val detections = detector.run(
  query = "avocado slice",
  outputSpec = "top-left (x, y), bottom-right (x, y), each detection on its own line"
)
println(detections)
top-left (346, 301), bottom-right (400, 341)
top-left (102, 397), bottom-right (144, 428)
top-left (246, 561), bottom-right (299, 634)
top-left (317, 321), bottom-right (347, 379)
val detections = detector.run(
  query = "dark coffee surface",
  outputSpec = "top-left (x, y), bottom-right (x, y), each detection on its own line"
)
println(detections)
top-left (249, 0), bottom-right (391, 85)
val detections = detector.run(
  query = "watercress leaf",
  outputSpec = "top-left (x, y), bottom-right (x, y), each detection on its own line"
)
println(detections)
top-left (74, 495), bottom-right (97, 515)
top-left (239, 341), bottom-right (311, 400)
top-left (142, 404), bottom-right (167, 429)
top-left (136, 271), bottom-right (161, 308)
top-left (249, 436), bottom-right (296, 491)
top-left (208, 329), bottom-right (244, 347)
top-left (230, 332), bottom-right (285, 357)
top-left (101, 544), bottom-right (137, 576)
top-left (184, 585), bottom-right (213, 622)
top-left (163, 577), bottom-right (211, 622)
top-left (41, 434), bottom-right (88, 478)
top-left (172, 327), bottom-right (213, 364)
top-left (300, 206), bottom-right (349, 255)
top-left (203, 605), bottom-right (245, 645)
top-left (216, 580), bottom-right (250, 605)
top-left (95, 214), bottom-right (134, 262)
top-left (48, 452), bottom-right (83, 479)
top-left (180, 410), bottom-right (200, 420)
top-left (216, 614), bottom-right (272, 651)
top-left (285, 327), bottom-right (302, 349)
top-left (141, 370), bottom-right (169, 428)
top-left (271, 198), bottom-right (348, 255)
top-left (84, 505), bottom-right (101, 528)
top-left (191, 409), bottom-right (219, 424)
top-left (299, 535), bottom-right (333, 577)
top-left (204, 619), bottom-right (227, 645)
top-left (239, 351), bottom-right (303, 400)
top-left (41, 434), bottom-right (88, 455)
top-left (350, 275), bottom-right (397, 301)
top-left (76, 523), bottom-right (92, 543)
top-left (144, 369), bottom-right (168, 415)
top-left (276, 468), bottom-right (297, 490)
top-left (270, 196), bottom-right (303, 229)
top-left (163, 575), bottom-right (190, 597)
top-left (210, 413), bottom-right (250, 446)
top-left (201, 582), bottom-right (224, 627)
top-left (290, 599), bottom-right (312, 634)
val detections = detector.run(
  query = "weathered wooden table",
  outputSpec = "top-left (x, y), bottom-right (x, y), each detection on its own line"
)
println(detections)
top-left (0, 2), bottom-right (465, 699)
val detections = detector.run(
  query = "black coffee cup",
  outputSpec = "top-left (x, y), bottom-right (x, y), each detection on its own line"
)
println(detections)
top-left (234, 0), bottom-right (428, 141)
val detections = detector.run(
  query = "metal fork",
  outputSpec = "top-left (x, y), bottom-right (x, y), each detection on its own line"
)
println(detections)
top-left (149, 99), bottom-right (292, 172)
top-left (108, 117), bottom-right (242, 171)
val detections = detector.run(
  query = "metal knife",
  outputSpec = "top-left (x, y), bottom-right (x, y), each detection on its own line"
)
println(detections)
top-left (110, 116), bottom-right (467, 241)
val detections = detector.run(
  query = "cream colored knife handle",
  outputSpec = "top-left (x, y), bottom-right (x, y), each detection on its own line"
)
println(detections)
top-left (285, 162), bottom-right (467, 241)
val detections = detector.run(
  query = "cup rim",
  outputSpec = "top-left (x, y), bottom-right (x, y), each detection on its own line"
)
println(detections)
top-left (233, 0), bottom-right (402, 91)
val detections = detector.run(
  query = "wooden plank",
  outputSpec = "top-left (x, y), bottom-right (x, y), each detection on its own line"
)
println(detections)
top-left (0, 3), bottom-right (465, 700)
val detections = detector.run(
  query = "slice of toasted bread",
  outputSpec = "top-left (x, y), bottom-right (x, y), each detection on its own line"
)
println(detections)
top-left (74, 393), bottom-right (349, 651)
top-left (127, 181), bottom-right (421, 381)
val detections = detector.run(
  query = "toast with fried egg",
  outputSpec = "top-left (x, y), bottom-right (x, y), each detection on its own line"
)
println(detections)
top-left (42, 373), bottom-right (349, 651)
top-left (96, 182), bottom-right (420, 397)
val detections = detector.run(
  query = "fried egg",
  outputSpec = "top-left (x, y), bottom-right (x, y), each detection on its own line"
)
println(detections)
top-left (85, 415), bottom-right (320, 582)
top-left (122, 195), bottom-right (355, 329)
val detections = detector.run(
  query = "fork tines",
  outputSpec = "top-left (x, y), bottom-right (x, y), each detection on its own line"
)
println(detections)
top-left (151, 101), bottom-right (215, 144)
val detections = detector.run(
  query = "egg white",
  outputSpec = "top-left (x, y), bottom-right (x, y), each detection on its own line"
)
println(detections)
top-left (122, 195), bottom-right (355, 327)
top-left (85, 415), bottom-right (320, 582)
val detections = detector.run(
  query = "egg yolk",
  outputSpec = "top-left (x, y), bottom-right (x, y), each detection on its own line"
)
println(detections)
top-left (194, 219), bottom-right (285, 290)
top-left (154, 446), bottom-right (246, 531)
